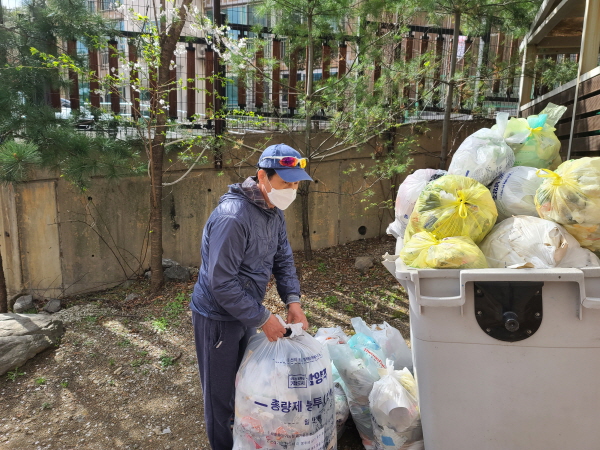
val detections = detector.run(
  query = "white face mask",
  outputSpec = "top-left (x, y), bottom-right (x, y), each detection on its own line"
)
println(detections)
top-left (266, 176), bottom-right (297, 210)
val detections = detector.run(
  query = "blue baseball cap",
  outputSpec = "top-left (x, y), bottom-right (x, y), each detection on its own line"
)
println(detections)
top-left (258, 144), bottom-right (313, 182)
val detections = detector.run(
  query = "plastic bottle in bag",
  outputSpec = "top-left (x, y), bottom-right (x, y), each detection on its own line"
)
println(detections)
top-left (233, 320), bottom-right (337, 450)
top-left (369, 360), bottom-right (424, 450)
top-left (448, 112), bottom-right (515, 186)
top-left (490, 166), bottom-right (544, 220)
top-left (405, 174), bottom-right (498, 244)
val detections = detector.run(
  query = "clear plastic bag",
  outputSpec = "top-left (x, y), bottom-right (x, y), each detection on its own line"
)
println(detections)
top-left (448, 112), bottom-right (515, 186)
top-left (348, 333), bottom-right (387, 380)
top-left (351, 317), bottom-right (412, 374)
top-left (333, 376), bottom-right (350, 438)
top-left (490, 166), bottom-right (544, 220)
top-left (400, 231), bottom-right (488, 269)
top-left (405, 174), bottom-right (498, 244)
top-left (389, 169), bottom-right (446, 252)
top-left (503, 103), bottom-right (567, 169)
top-left (329, 344), bottom-right (378, 450)
top-left (369, 361), bottom-right (424, 450)
top-left (479, 215), bottom-right (600, 269)
top-left (535, 157), bottom-right (600, 255)
top-left (233, 319), bottom-right (337, 450)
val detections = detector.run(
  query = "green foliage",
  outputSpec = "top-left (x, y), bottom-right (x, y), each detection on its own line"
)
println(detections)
top-left (35, 377), bottom-right (47, 385)
top-left (117, 338), bottom-right (132, 347)
top-left (6, 367), bottom-right (25, 381)
top-left (159, 354), bottom-right (176, 368)
top-left (323, 295), bottom-right (339, 307)
top-left (536, 58), bottom-right (578, 90)
top-left (0, 141), bottom-right (42, 183)
top-left (152, 317), bottom-right (169, 333)
top-left (151, 292), bottom-right (189, 332)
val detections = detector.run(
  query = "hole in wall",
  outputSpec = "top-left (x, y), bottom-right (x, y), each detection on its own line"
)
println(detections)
top-left (208, 189), bottom-right (212, 192)
top-left (358, 226), bottom-right (367, 236)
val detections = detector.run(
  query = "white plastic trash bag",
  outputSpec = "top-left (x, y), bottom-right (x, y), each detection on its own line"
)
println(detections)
top-left (333, 374), bottom-right (350, 438)
top-left (369, 360), bottom-right (424, 450)
top-left (490, 166), bottom-right (544, 220)
top-left (329, 344), bottom-right (378, 450)
top-left (448, 112), bottom-right (515, 186)
top-left (233, 318), bottom-right (337, 450)
top-left (479, 215), bottom-right (600, 269)
top-left (351, 317), bottom-right (412, 373)
top-left (389, 169), bottom-right (446, 252)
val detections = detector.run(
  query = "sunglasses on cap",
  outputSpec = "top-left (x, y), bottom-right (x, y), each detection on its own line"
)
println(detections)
top-left (261, 156), bottom-right (307, 169)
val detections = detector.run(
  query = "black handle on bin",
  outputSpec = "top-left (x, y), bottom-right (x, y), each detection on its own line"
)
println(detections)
top-left (503, 312), bottom-right (520, 332)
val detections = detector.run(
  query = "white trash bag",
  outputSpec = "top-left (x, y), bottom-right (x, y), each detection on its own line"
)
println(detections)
top-left (233, 317), bottom-right (337, 450)
top-left (490, 166), bottom-right (543, 220)
top-left (329, 343), bottom-right (378, 450)
top-left (332, 367), bottom-right (350, 439)
top-left (388, 169), bottom-right (446, 253)
top-left (479, 215), bottom-right (600, 269)
top-left (448, 112), bottom-right (515, 186)
top-left (351, 317), bottom-right (412, 373)
top-left (369, 360), bottom-right (424, 450)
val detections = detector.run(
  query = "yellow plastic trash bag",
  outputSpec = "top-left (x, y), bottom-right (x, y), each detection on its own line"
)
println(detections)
top-left (400, 231), bottom-right (488, 269)
top-left (503, 103), bottom-right (567, 168)
top-left (405, 174), bottom-right (498, 244)
top-left (535, 157), bottom-right (600, 255)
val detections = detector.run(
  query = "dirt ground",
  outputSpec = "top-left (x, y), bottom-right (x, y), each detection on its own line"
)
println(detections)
top-left (0, 236), bottom-right (409, 450)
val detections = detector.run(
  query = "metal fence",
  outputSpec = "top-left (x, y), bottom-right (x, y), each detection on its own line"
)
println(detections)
top-left (4, 0), bottom-right (555, 131)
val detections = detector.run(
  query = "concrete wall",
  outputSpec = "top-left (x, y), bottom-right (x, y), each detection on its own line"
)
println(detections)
top-left (0, 119), bottom-right (493, 298)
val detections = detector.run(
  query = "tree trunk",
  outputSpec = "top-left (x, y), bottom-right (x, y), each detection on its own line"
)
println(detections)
top-left (440, 10), bottom-right (461, 170)
top-left (302, 9), bottom-right (314, 260)
top-left (0, 250), bottom-right (7, 313)
top-left (148, 0), bottom-right (194, 292)
top-left (149, 130), bottom-right (165, 292)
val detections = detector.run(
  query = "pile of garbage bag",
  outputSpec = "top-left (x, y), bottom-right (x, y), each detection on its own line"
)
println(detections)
top-left (323, 319), bottom-right (422, 450)
top-left (388, 106), bottom-right (600, 269)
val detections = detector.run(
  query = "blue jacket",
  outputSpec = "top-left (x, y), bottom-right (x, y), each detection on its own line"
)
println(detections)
top-left (190, 179), bottom-right (301, 327)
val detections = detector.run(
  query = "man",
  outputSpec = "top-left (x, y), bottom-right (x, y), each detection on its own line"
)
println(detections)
top-left (190, 143), bottom-right (312, 450)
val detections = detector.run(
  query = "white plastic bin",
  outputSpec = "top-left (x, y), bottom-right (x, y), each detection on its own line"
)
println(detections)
top-left (383, 255), bottom-right (600, 450)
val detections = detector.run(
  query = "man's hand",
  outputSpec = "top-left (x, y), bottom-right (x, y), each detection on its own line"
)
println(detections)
top-left (261, 314), bottom-right (287, 342)
top-left (287, 303), bottom-right (309, 330)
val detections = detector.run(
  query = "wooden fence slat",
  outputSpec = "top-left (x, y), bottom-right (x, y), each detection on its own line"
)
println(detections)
top-left (556, 115), bottom-right (600, 137)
